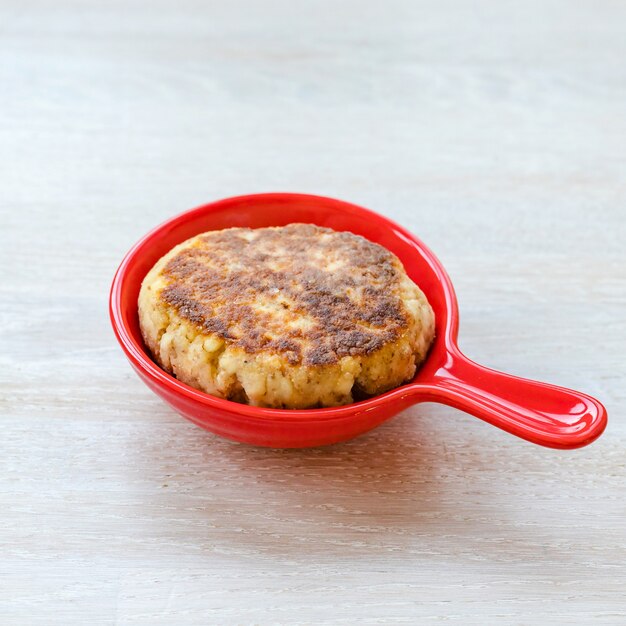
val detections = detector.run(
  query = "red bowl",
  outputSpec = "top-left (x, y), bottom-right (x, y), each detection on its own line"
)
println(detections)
top-left (110, 193), bottom-right (607, 449)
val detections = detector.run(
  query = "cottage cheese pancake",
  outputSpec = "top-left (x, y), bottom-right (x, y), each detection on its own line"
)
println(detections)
top-left (138, 223), bottom-right (435, 408)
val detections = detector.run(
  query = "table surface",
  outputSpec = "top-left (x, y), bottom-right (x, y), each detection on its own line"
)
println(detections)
top-left (1, 1), bottom-right (625, 624)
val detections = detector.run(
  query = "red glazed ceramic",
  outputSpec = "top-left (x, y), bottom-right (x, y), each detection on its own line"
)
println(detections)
top-left (110, 193), bottom-right (607, 449)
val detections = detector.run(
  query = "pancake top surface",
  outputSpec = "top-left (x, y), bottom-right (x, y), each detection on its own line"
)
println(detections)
top-left (158, 223), bottom-right (414, 366)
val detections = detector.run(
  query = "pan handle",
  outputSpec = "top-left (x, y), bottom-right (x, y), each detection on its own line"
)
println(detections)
top-left (427, 349), bottom-right (607, 449)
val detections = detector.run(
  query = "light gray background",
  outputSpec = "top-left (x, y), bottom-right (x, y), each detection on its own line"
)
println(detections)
top-left (1, 1), bottom-right (625, 623)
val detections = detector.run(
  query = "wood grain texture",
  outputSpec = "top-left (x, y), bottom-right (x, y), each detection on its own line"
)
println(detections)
top-left (1, 0), bottom-right (625, 623)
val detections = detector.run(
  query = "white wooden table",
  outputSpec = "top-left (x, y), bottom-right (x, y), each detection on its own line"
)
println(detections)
top-left (2, 1), bottom-right (625, 623)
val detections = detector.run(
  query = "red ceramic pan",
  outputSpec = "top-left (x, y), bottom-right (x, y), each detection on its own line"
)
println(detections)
top-left (110, 193), bottom-right (607, 449)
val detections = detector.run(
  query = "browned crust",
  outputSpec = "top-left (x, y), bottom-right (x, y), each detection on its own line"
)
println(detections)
top-left (158, 224), bottom-right (412, 366)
